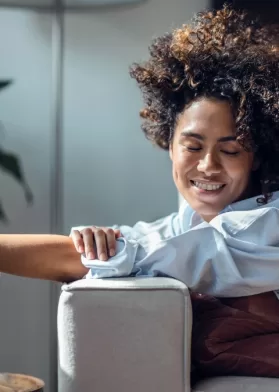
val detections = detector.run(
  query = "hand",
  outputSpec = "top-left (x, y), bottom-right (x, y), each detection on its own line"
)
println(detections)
top-left (70, 226), bottom-right (122, 261)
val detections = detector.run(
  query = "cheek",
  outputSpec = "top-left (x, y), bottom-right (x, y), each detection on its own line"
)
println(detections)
top-left (225, 156), bottom-right (254, 182)
top-left (172, 148), bottom-right (197, 173)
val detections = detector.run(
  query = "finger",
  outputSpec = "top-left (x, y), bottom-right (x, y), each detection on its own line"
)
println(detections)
top-left (104, 228), bottom-right (118, 257)
top-left (82, 228), bottom-right (96, 260)
top-left (94, 228), bottom-right (108, 261)
top-left (71, 230), bottom-right (85, 253)
top-left (114, 229), bottom-right (122, 239)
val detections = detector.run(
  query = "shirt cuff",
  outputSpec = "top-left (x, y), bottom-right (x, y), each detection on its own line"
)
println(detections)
top-left (81, 237), bottom-right (138, 279)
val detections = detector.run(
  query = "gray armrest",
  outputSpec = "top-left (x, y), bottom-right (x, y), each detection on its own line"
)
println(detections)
top-left (58, 277), bottom-right (192, 392)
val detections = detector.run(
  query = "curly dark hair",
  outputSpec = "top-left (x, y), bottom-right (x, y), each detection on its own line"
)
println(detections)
top-left (130, 4), bottom-right (279, 202)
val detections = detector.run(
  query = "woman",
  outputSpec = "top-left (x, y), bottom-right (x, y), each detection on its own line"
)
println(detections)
top-left (70, 5), bottom-right (279, 297)
top-left (1, 5), bottom-right (279, 295)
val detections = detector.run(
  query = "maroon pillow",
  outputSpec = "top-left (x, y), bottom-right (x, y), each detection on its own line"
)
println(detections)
top-left (191, 291), bottom-right (279, 379)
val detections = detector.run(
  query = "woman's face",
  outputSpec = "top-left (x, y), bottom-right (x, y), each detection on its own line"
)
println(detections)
top-left (169, 97), bottom-right (257, 222)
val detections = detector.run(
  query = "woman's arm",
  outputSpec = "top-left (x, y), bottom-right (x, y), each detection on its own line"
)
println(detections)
top-left (0, 234), bottom-right (89, 283)
top-left (81, 207), bottom-right (279, 297)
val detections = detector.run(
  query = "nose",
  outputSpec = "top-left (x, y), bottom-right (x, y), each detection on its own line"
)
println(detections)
top-left (197, 153), bottom-right (221, 176)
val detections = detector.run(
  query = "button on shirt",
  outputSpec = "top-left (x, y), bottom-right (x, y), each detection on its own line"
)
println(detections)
top-left (72, 191), bottom-right (279, 297)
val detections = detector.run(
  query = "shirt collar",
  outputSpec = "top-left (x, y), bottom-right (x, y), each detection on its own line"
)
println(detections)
top-left (180, 191), bottom-right (279, 230)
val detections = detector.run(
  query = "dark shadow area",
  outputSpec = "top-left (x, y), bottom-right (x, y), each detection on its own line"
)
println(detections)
top-left (212, 0), bottom-right (279, 24)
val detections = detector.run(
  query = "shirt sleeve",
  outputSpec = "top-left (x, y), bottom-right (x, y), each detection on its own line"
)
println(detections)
top-left (80, 206), bottom-right (279, 297)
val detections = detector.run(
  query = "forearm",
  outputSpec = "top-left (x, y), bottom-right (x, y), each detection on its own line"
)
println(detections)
top-left (0, 234), bottom-right (89, 283)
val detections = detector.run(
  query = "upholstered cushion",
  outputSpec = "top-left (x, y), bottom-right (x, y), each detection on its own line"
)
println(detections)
top-left (191, 291), bottom-right (279, 378)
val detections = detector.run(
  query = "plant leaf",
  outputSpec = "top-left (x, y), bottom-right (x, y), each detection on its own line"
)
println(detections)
top-left (0, 80), bottom-right (12, 91)
top-left (0, 147), bottom-right (33, 204)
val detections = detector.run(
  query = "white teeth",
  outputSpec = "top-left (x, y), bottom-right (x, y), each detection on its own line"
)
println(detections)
top-left (193, 181), bottom-right (224, 191)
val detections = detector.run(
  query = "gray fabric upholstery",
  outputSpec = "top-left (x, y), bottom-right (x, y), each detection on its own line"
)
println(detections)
top-left (58, 277), bottom-right (192, 392)
top-left (57, 277), bottom-right (279, 392)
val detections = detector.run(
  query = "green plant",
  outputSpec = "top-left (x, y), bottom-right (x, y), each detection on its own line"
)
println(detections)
top-left (0, 80), bottom-right (33, 222)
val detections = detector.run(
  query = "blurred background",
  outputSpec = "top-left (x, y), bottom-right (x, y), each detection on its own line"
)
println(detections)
top-left (0, 0), bottom-right (276, 391)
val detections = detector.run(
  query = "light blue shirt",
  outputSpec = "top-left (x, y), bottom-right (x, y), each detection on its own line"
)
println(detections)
top-left (72, 191), bottom-right (279, 297)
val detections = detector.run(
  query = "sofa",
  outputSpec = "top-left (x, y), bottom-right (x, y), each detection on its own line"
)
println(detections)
top-left (58, 277), bottom-right (279, 392)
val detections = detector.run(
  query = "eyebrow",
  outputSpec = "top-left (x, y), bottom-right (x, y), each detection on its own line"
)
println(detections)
top-left (180, 131), bottom-right (237, 143)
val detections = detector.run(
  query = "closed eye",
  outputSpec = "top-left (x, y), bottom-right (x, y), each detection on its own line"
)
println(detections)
top-left (187, 146), bottom-right (202, 152)
top-left (221, 150), bottom-right (240, 156)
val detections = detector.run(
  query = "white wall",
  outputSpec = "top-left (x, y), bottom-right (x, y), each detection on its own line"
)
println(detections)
top-left (0, 9), bottom-right (53, 392)
top-left (63, 0), bottom-right (209, 231)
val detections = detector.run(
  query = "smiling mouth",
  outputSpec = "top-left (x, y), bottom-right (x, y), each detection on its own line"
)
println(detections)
top-left (190, 180), bottom-right (226, 191)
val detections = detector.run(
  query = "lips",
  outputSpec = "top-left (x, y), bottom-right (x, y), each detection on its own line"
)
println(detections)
top-left (191, 180), bottom-right (226, 191)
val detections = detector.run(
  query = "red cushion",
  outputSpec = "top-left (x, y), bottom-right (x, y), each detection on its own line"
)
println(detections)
top-left (191, 291), bottom-right (279, 378)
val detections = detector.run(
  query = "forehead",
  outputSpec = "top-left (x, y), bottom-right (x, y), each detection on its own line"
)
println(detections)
top-left (176, 98), bottom-right (236, 137)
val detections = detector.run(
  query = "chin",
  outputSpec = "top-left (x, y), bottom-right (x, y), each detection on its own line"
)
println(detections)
top-left (188, 200), bottom-right (223, 217)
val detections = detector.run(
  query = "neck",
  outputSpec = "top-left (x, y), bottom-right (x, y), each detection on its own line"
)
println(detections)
top-left (201, 214), bottom-right (217, 223)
